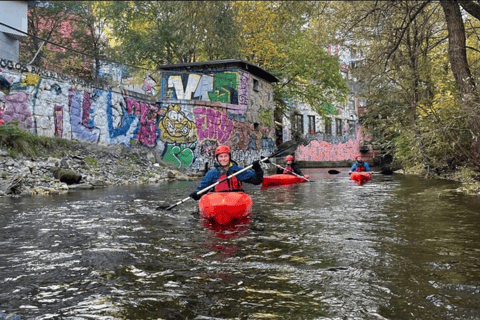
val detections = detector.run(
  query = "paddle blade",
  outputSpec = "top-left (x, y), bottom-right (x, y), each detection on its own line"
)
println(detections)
top-left (328, 169), bottom-right (341, 174)
top-left (270, 140), bottom-right (298, 158)
top-left (380, 169), bottom-right (394, 175)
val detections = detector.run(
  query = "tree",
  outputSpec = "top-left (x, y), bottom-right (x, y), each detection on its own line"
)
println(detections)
top-left (440, 1), bottom-right (480, 157)
top-left (232, 1), bottom-right (348, 117)
top-left (22, 1), bottom-right (109, 80)
top-left (101, 1), bottom-right (239, 68)
top-left (333, 0), bottom-right (480, 171)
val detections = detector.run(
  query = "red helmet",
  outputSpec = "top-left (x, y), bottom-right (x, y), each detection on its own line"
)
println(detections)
top-left (215, 145), bottom-right (231, 156)
top-left (355, 154), bottom-right (362, 160)
top-left (286, 155), bottom-right (294, 161)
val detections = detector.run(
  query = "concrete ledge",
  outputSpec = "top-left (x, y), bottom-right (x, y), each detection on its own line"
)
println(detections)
top-left (296, 161), bottom-right (353, 168)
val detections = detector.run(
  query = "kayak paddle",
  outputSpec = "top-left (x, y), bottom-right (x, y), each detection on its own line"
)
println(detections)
top-left (270, 162), bottom-right (310, 182)
top-left (156, 140), bottom-right (299, 211)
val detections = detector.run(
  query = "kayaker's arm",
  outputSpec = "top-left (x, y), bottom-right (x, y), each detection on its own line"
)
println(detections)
top-left (195, 170), bottom-right (217, 193)
top-left (349, 163), bottom-right (357, 173)
top-left (292, 163), bottom-right (304, 176)
top-left (363, 162), bottom-right (371, 172)
top-left (235, 161), bottom-right (264, 185)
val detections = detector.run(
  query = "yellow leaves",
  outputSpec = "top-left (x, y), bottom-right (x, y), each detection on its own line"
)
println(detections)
top-left (232, 1), bottom-right (287, 70)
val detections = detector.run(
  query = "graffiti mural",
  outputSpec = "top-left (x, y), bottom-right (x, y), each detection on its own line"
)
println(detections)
top-left (159, 104), bottom-right (197, 144)
top-left (162, 143), bottom-right (195, 169)
top-left (167, 74), bottom-right (201, 100)
top-left (0, 59), bottom-right (278, 173)
top-left (69, 88), bottom-right (99, 143)
top-left (193, 107), bottom-right (232, 143)
top-left (208, 72), bottom-right (238, 104)
top-left (295, 128), bottom-right (361, 161)
top-left (0, 91), bottom-right (32, 129)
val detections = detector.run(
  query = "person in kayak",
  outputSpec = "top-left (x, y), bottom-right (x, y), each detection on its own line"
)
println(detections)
top-left (276, 155), bottom-right (304, 176)
top-left (189, 145), bottom-right (264, 200)
top-left (349, 154), bottom-right (371, 174)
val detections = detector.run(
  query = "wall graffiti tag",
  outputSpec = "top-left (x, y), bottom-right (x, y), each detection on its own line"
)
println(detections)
top-left (193, 107), bottom-right (232, 143)
top-left (162, 143), bottom-right (195, 169)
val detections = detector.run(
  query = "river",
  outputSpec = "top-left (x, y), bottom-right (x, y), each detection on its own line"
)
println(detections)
top-left (1, 168), bottom-right (479, 320)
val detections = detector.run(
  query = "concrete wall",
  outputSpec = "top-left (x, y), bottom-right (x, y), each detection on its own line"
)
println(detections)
top-left (0, 58), bottom-right (276, 172)
top-left (0, 1), bottom-right (28, 62)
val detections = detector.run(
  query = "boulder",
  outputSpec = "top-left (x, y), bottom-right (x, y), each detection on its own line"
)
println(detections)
top-left (50, 167), bottom-right (82, 184)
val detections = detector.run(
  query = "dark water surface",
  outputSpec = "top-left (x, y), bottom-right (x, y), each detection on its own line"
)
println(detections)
top-left (1, 168), bottom-right (479, 319)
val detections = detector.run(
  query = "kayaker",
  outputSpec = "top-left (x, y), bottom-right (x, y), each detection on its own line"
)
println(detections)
top-left (277, 155), bottom-right (304, 176)
top-left (349, 154), bottom-right (371, 174)
top-left (189, 145), bottom-right (264, 200)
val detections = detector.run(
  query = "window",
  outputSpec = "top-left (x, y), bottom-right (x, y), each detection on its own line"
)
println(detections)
top-left (325, 122), bottom-right (332, 135)
top-left (308, 115), bottom-right (315, 134)
top-left (294, 114), bottom-right (304, 134)
top-left (336, 119), bottom-right (343, 135)
top-left (253, 79), bottom-right (259, 91)
top-left (348, 120), bottom-right (356, 135)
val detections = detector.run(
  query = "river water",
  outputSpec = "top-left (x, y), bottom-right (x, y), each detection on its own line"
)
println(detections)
top-left (1, 168), bottom-right (479, 320)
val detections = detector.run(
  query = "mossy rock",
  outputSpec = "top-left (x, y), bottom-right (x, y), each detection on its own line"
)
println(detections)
top-left (50, 167), bottom-right (82, 185)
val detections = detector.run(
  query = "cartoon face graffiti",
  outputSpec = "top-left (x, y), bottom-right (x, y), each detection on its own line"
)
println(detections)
top-left (159, 104), bottom-right (197, 143)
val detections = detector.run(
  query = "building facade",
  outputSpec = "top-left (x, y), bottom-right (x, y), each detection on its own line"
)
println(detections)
top-left (282, 44), bottom-right (380, 167)
top-left (0, 1), bottom-right (29, 62)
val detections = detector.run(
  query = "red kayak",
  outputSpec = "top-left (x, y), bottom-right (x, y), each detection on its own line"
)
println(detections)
top-left (350, 172), bottom-right (372, 183)
top-left (199, 192), bottom-right (253, 225)
top-left (262, 174), bottom-right (310, 187)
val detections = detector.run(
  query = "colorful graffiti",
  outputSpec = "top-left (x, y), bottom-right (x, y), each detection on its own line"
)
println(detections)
top-left (0, 59), bottom-right (277, 172)
top-left (194, 107), bottom-right (232, 143)
top-left (162, 143), bottom-right (195, 169)
top-left (0, 92), bottom-right (32, 129)
top-left (295, 128), bottom-right (361, 161)
top-left (208, 72), bottom-right (238, 104)
top-left (159, 104), bottom-right (197, 144)
top-left (164, 72), bottom-right (242, 106)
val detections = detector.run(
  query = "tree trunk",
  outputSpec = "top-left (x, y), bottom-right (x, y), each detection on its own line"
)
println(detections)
top-left (441, 1), bottom-right (480, 155)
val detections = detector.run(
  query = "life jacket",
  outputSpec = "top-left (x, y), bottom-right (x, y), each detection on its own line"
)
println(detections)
top-left (355, 162), bottom-right (366, 172)
top-left (214, 173), bottom-right (243, 192)
top-left (283, 165), bottom-right (294, 174)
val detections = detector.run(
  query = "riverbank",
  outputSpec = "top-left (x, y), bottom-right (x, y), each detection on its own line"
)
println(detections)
top-left (0, 140), bottom-right (201, 197)
top-left (401, 164), bottom-right (480, 195)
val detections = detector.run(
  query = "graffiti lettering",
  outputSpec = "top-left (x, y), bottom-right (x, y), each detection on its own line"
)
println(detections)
top-left (162, 143), bottom-right (195, 169)
top-left (194, 107), bottom-right (232, 143)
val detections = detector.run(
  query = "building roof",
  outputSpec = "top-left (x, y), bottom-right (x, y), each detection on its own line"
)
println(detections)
top-left (157, 59), bottom-right (279, 83)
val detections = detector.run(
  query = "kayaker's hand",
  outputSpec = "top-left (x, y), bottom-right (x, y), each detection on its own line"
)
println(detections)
top-left (189, 191), bottom-right (201, 201)
top-left (252, 160), bottom-right (262, 172)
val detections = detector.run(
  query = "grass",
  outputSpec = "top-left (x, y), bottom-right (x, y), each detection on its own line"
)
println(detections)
top-left (85, 155), bottom-right (98, 168)
top-left (0, 122), bottom-right (73, 158)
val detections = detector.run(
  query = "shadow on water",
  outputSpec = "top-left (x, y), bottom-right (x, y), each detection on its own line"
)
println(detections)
top-left (1, 168), bottom-right (480, 319)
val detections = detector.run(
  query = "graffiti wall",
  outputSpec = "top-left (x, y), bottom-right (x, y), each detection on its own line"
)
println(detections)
top-left (0, 59), bottom-right (276, 172)
top-left (284, 101), bottom-right (362, 162)
top-left (295, 128), bottom-right (362, 162)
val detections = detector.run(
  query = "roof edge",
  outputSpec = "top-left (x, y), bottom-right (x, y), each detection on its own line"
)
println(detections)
top-left (157, 59), bottom-right (279, 83)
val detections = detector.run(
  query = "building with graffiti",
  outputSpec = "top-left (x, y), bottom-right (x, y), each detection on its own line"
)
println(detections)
top-left (0, 57), bottom-right (278, 172)
top-left (281, 44), bottom-right (380, 167)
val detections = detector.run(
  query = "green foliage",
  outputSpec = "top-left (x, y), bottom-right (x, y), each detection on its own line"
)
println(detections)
top-left (0, 123), bottom-right (73, 158)
top-left (85, 155), bottom-right (98, 168)
top-left (102, 1), bottom-right (239, 67)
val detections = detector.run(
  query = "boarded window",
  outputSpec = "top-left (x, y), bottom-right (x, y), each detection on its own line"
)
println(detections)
top-left (325, 122), bottom-right (332, 135)
top-left (308, 115), bottom-right (315, 134)
top-left (336, 119), bottom-right (343, 135)
top-left (253, 79), bottom-right (259, 91)
top-left (294, 114), bottom-right (304, 134)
